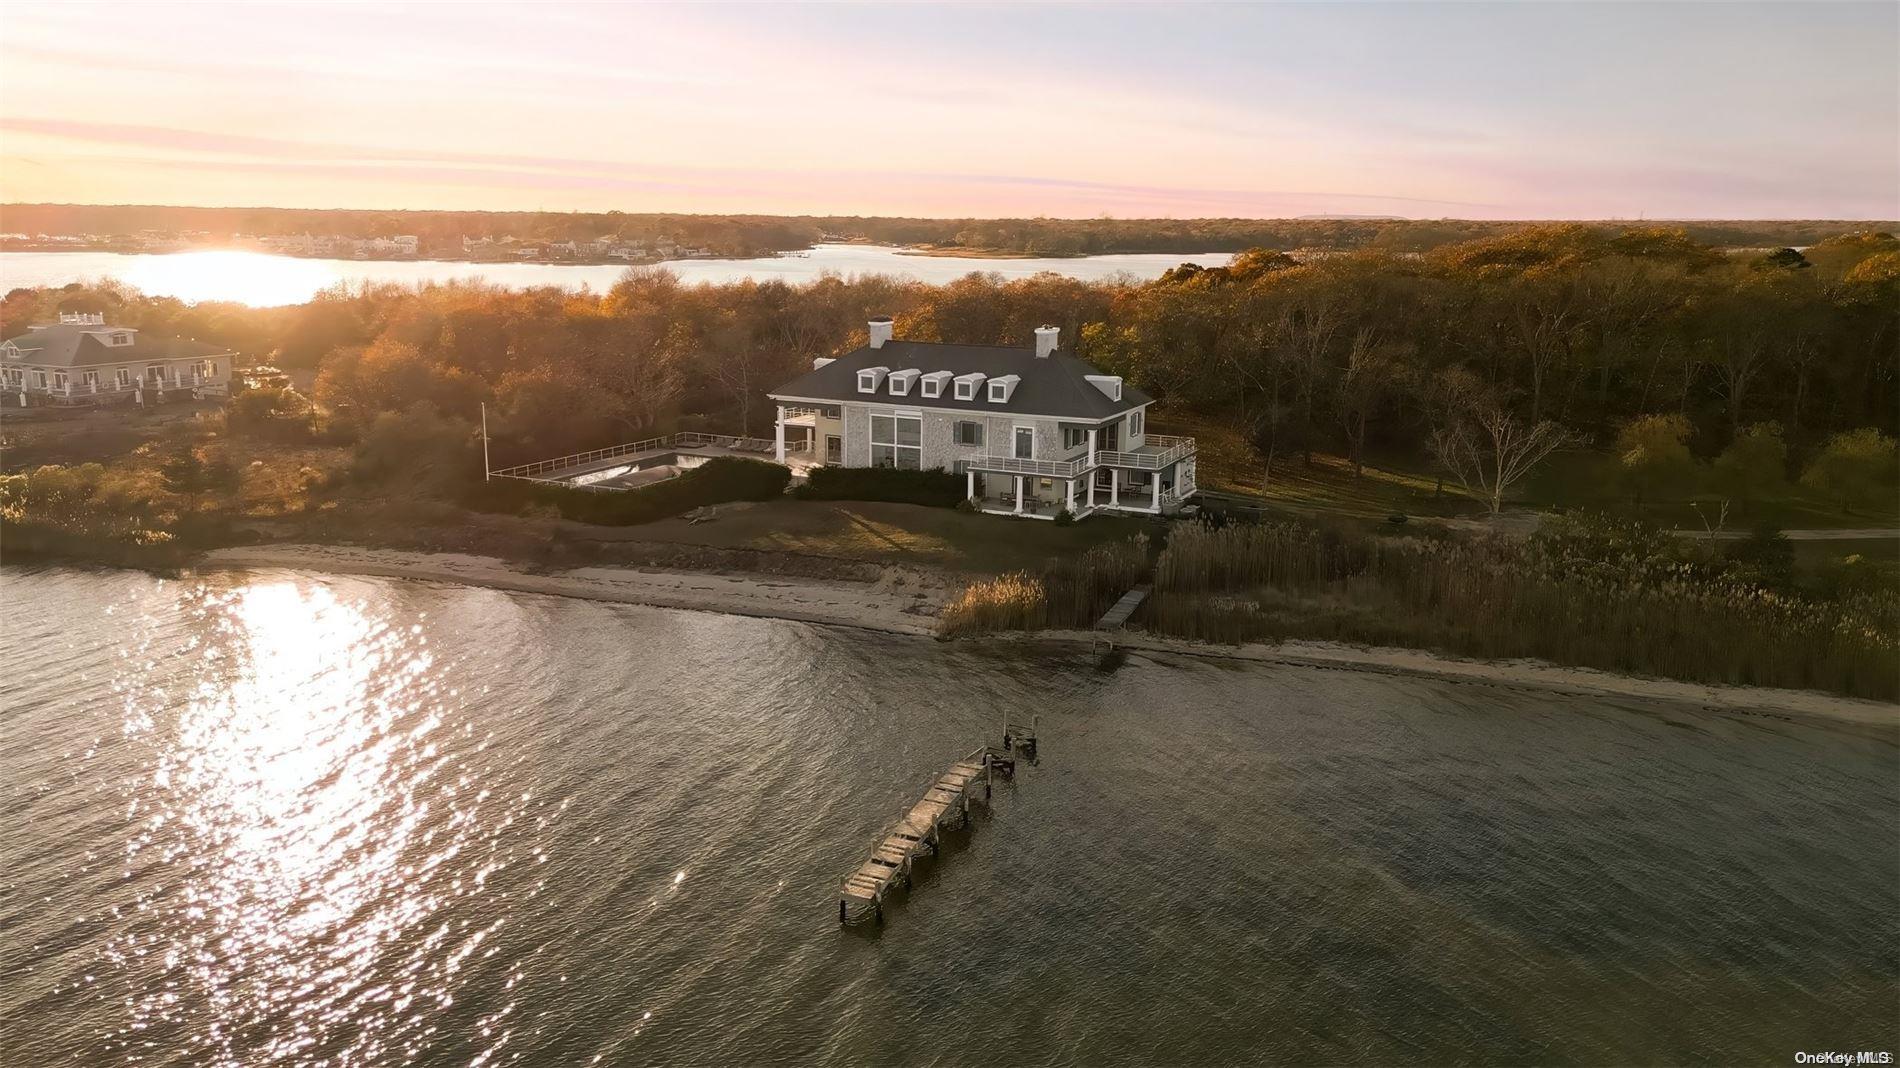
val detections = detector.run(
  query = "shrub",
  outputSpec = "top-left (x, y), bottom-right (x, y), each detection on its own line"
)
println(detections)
top-left (351, 403), bottom-right (479, 495)
top-left (1800, 428), bottom-right (1899, 516)
top-left (793, 465), bottom-right (965, 507)
top-left (1723, 524), bottom-right (1796, 590)
top-left (1614, 413), bottom-right (1699, 506)
top-left (1711, 422), bottom-right (1787, 512)
top-left (467, 456), bottom-right (789, 526)
top-left (1053, 508), bottom-right (1075, 526)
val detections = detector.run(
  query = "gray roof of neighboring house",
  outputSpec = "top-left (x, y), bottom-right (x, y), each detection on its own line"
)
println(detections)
top-left (768, 340), bottom-right (1150, 421)
top-left (1, 323), bottom-right (234, 369)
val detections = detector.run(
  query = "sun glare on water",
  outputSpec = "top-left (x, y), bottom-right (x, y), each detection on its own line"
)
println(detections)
top-left (101, 579), bottom-right (537, 1064)
top-left (119, 250), bottom-right (336, 307)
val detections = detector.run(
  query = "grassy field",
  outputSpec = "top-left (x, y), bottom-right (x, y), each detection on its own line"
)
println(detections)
top-left (613, 498), bottom-right (1155, 574)
top-left (1153, 409), bottom-right (1898, 532)
top-left (1151, 411), bottom-right (1485, 522)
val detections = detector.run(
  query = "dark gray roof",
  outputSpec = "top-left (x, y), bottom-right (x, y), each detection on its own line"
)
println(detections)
top-left (769, 341), bottom-right (1150, 421)
top-left (1, 324), bottom-right (234, 369)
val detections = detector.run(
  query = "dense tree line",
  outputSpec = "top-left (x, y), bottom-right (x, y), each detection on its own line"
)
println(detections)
top-left (4, 224), bottom-right (1895, 491)
top-left (4, 203), bottom-right (1889, 258)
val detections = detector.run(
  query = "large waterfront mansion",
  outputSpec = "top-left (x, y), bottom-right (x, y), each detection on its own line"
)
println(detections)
top-left (767, 318), bottom-right (1197, 519)
top-left (1, 312), bottom-right (234, 407)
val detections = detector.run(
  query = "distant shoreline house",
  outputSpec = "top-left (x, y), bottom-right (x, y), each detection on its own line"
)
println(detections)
top-left (767, 318), bottom-right (1196, 519)
top-left (1, 313), bottom-right (234, 408)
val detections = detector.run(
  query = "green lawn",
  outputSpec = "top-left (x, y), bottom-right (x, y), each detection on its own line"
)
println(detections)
top-left (618, 498), bottom-right (1156, 574)
top-left (1154, 411), bottom-right (1896, 532)
top-left (1522, 452), bottom-right (1900, 531)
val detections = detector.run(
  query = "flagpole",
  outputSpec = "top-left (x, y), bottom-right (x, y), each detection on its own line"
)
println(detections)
top-left (480, 402), bottom-right (491, 481)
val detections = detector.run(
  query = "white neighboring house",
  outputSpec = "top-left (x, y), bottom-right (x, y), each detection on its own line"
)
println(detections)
top-left (767, 318), bottom-right (1197, 519)
top-left (1, 312), bottom-right (235, 408)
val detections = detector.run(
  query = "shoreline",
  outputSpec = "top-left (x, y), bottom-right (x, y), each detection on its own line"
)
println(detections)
top-left (193, 544), bottom-right (1899, 727)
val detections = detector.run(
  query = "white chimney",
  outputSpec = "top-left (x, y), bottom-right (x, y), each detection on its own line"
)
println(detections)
top-left (868, 316), bottom-right (894, 349)
top-left (1034, 325), bottom-right (1060, 358)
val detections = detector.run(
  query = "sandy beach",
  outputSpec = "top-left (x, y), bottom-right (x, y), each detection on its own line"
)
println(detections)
top-left (198, 544), bottom-right (1898, 726)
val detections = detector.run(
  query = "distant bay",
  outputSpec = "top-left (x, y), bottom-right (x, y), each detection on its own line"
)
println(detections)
top-left (0, 244), bottom-right (1234, 307)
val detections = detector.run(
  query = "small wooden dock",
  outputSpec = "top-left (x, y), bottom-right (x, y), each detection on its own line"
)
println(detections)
top-left (839, 746), bottom-right (1014, 925)
top-left (1093, 583), bottom-right (1151, 650)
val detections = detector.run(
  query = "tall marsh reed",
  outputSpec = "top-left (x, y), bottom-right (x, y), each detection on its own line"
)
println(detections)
top-left (940, 514), bottom-right (1899, 701)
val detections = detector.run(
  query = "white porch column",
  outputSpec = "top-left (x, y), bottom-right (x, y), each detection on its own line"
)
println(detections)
top-left (1086, 475), bottom-right (1095, 509)
top-left (1109, 473), bottom-right (1120, 507)
top-left (1065, 479), bottom-right (1075, 513)
top-left (1152, 475), bottom-right (1161, 511)
top-left (967, 468), bottom-right (976, 501)
top-left (1088, 427), bottom-right (1097, 465)
top-left (774, 405), bottom-right (786, 462)
top-left (1013, 475), bottom-right (1024, 513)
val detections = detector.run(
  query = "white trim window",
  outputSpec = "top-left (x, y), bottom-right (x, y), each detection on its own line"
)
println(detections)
top-left (887, 368), bottom-right (919, 396)
top-left (52, 371), bottom-right (68, 391)
top-left (1129, 409), bottom-right (1145, 437)
top-left (857, 366), bottom-right (889, 394)
top-left (954, 420), bottom-right (984, 447)
top-left (1012, 425), bottom-right (1036, 460)
top-left (33, 371), bottom-right (48, 389)
top-left (81, 370), bottom-right (98, 392)
top-left (920, 371), bottom-right (951, 399)
top-left (869, 412), bottom-right (922, 470)
top-left (1061, 426), bottom-right (1089, 450)
top-left (953, 372), bottom-right (986, 401)
top-left (115, 367), bottom-right (131, 389)
top-left (109, 332), bottom-right (132, 346)
top-left (987, 374), bottom-right (1020, 404)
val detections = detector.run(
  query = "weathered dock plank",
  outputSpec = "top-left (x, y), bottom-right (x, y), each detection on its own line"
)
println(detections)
top-left (1095, 583), bottom-right (1151, 631)
top-left (839, 746), bottom-right (1012, 925)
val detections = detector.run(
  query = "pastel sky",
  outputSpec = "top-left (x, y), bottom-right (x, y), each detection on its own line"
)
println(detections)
top-left (2, 1), bottom-right (1895, 219)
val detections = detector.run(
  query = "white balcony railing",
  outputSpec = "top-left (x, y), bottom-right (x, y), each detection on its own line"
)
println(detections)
top-left (959, 434), bottom-right (1196, 479)
top-left (1096, 434), bottom-right (1195, 471)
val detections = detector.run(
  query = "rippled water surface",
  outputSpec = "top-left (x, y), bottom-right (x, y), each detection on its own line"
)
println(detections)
top-left (2, 566), bottom-right (1895, 1066)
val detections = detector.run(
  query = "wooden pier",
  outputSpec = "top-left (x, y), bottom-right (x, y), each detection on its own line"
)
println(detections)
top-left (1093, 583), bottom-right (1151, 651)
top-left (839, 746), bottom-right (1014, 925)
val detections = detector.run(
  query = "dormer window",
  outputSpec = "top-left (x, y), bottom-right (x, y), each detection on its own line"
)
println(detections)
top-left (1085, 374), bottom-right (1122, 401)
top-left (920, 371), bottom-right (951, 399)
top-left (856, 366), bottom-right (889, 393)
top-left (110, 333), bottom-right (132, 347)
top-left (887, 368), bottom-right (920, 396)
top-left (986, 374), bottom-right (1020, 404)
top-left (953, 372), bottom-right (986, 401)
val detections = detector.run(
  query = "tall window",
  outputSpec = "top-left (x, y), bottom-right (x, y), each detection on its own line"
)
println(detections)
top-left (53, 371), bottom-right (67, 390)
top-left (1129, 410), bottom-right (1145, 437)
top-left (115, 368), bottom-right (131, 388)
top-left (870, 413), bottom-right (921, 469)
top-left (82, 371), bottom-right (98, 391)
top-left (1062, 426), bottom-right (1088, 450)
top-left (954, 421), bottom-right (984, 447)
top-left (1013, 426), bottom-right (1035, 460)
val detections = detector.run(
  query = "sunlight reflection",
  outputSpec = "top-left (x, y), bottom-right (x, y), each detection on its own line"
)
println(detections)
top-left (102, 577), bottom-right (534, 1066)
top-left (119, 250), bottom-right (336, 306)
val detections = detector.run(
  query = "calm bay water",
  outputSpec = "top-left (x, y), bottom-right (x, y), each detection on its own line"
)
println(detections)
top-left (0, 245), bottom-right (1234, 307)
top-left (1, 566), bottom-right (1895, 1066)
